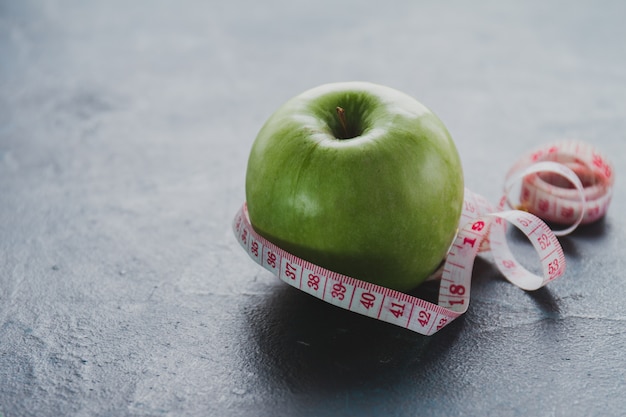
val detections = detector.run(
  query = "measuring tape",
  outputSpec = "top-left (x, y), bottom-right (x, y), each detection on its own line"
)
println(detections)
top-left (505, 140), bottom-right (614, 234)
top-left (233, 140), bottom-right (614, 335)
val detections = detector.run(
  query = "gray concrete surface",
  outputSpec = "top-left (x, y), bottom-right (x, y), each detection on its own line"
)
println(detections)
top-left (1, 1), bottom-right (625, 416)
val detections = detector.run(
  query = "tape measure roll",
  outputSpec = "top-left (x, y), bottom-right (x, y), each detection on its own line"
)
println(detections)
top-left (505, 140), bottom-right (614, 232)
top-left (233, 140), bottom-right (613, 335)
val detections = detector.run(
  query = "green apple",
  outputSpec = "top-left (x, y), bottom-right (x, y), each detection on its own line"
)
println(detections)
top-left (245, 81), bottom-right (464, 292)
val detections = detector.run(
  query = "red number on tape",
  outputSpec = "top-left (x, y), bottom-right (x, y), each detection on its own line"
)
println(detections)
top-left (307, 274), bottom-right (320, 291)
top-left (331, 282), bottom-right (347, 300)
top-left (389, 302), bottom-right (405, 318)
top-left (417, 310), bottom-right (431, 327)
top-left (360, 292), bottom-right (376, 309)
top-left (284, 262), bottom-right (297, 280)
top-left (266, 251), bottom-right (277, 268)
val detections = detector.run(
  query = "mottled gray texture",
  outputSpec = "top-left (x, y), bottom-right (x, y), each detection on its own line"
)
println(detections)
top-left (1, 1), bottom-right (625, 416)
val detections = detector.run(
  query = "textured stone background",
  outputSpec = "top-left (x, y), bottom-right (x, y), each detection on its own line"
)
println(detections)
top-left (1, 1), bottom-right (625, 416)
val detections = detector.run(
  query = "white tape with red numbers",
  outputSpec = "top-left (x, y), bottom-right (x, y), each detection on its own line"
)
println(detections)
top-left (233, 140), bottom-right (614, 335)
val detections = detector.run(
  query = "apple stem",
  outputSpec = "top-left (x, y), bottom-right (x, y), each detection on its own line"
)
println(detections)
top-left (336, 106), bottom-right (349, 138)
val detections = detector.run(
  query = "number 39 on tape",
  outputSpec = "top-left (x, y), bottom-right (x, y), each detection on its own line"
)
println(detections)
top-left (233, 140), bottom-right (614, 335)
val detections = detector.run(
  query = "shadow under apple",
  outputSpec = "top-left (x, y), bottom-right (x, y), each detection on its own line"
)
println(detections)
top-left (240, 273), bottom-right (466, 400)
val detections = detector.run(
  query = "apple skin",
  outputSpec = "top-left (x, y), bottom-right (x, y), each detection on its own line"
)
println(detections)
top-left (245, 81), bottom-right (464, 292)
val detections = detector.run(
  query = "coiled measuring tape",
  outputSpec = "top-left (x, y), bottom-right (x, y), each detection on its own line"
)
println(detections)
top-left (233, 140), bottom-right (614, 335)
